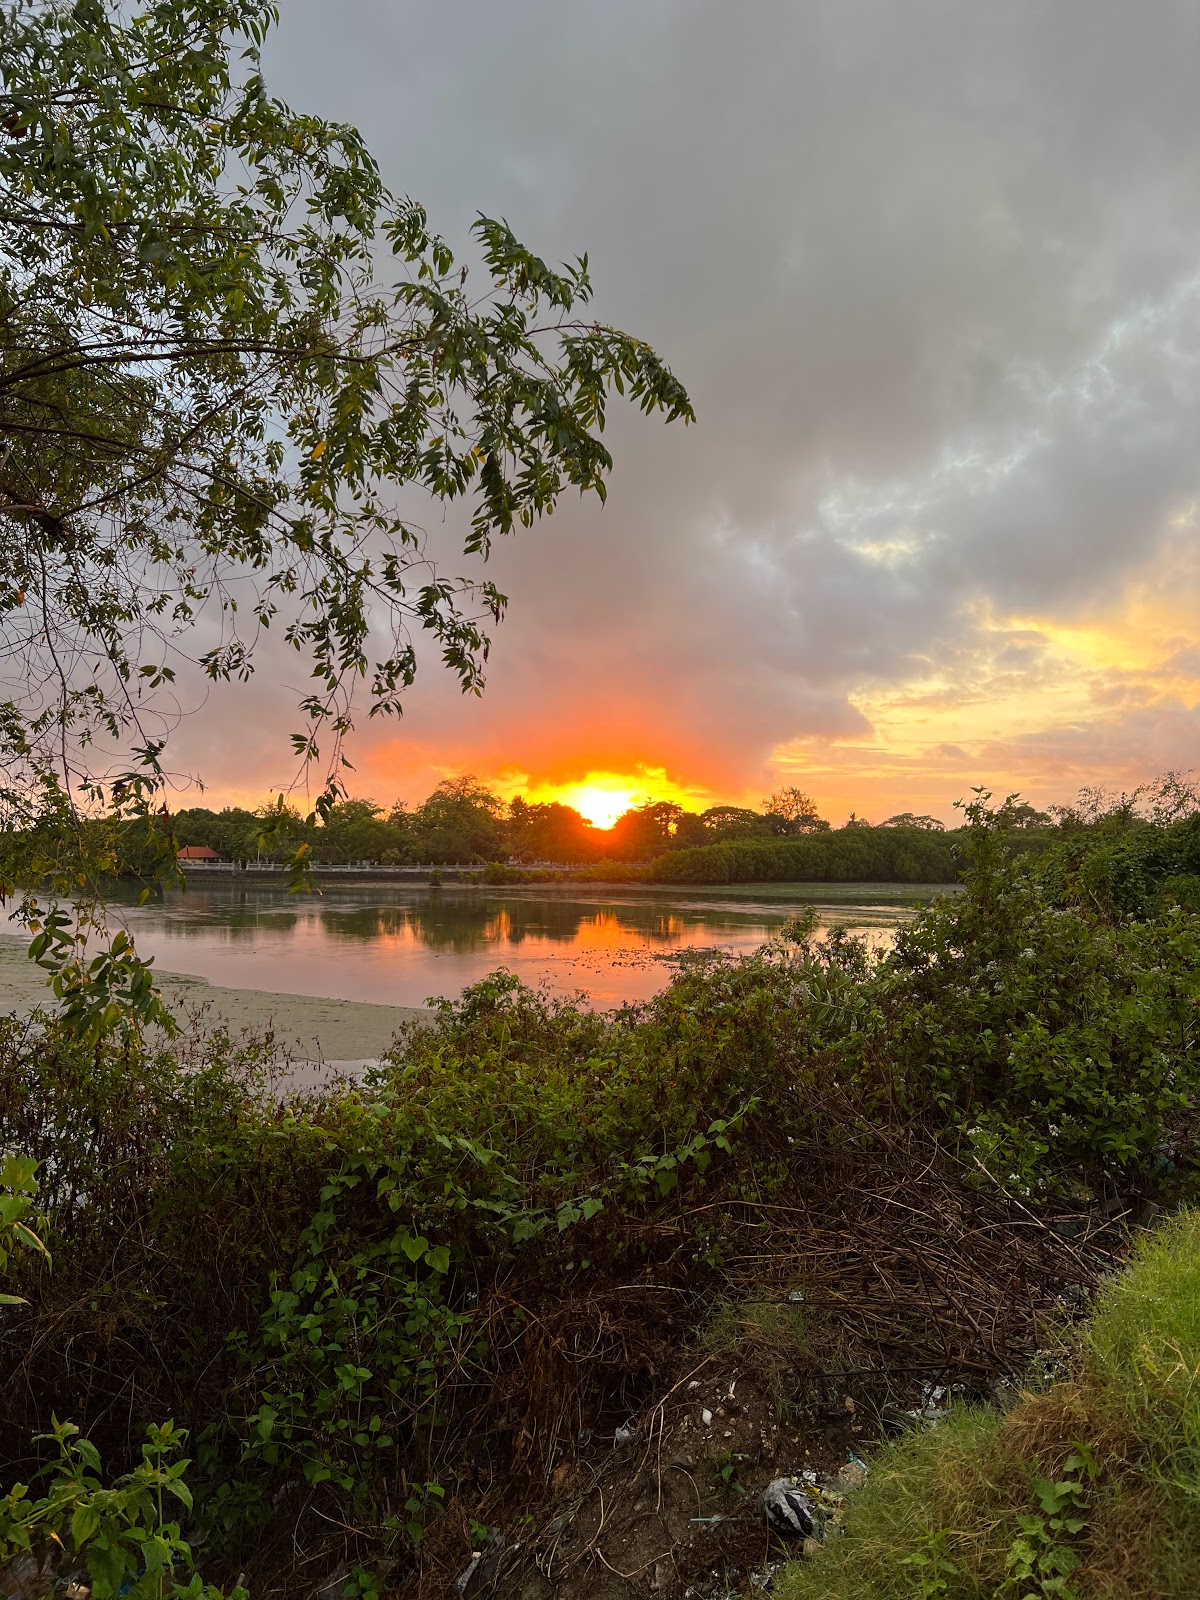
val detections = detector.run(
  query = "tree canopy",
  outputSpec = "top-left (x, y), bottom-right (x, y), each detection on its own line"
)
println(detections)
top-left (879, 811), bottom-right (946, 831)
top-left (761, 787), bottom-right (830, 834)
top-left (0, 0), bottom-right (691, 858)
top-left (0, 0), bottom-right (691, 1016)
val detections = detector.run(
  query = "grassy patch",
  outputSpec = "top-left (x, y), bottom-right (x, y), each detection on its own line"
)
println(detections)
top-left (702, 1295), bottom-right (810, 1417)
top-left (775, 1209), bottom-right (1200, 1600)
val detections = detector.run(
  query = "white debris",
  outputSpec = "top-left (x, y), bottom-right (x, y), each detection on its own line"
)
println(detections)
top-left (760, 1475), bottom-right (820, 1541)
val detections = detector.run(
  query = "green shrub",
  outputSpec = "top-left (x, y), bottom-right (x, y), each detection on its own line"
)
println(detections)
top-left (0, 977), bottom-right (769, 1541)
top-left (3, 800), bottom-right (1200, 1583)
top-left (480, 861), bottom-right (535, 883)
top-left (571, 856), bottom-right (646, 881)
top-left (1037, 809), bottom-right (1200, 920)
top-left (0, 1419), bottom-right (243, 1600)
top-left (0, 1161), bottom-right (238, 1600)
top-left (829, 797), bottom-right (1200, 1186)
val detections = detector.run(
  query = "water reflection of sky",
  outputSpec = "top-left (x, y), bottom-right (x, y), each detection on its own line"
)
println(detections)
top-left (82, 883), bottom-right (944, 1009)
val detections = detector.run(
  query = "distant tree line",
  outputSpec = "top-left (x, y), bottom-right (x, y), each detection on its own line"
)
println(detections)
top-left (645, 827), bottom-right (959, 884)
top-left (163, 781), bottom-right (990, 873)
top-left (115, 774), bottom-right (1200, 896)
top-left (44, 773), bottom-right (1200, 895)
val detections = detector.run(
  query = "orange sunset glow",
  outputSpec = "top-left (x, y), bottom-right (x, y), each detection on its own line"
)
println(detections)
top-left (161, 3), bottom-right (1200, 827)
top-left (537, 784), bottom-right (643, 831)
top-left (504, 769), bottom-right (714, 830)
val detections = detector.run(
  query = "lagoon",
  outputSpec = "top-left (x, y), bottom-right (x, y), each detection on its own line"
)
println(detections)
top-left (97, 879), bottom-right (955, 1010)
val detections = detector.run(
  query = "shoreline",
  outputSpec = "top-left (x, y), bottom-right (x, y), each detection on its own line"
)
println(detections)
top-left (0, 935), bottom-right (426, 1062)
top-left (0, 881), bottom-right (950, 1060)
top-left (165, 871), bottom-right (959, 902)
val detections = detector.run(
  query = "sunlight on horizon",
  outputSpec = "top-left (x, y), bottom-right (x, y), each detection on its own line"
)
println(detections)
top-left (505, 768), bottom-right (713, 829)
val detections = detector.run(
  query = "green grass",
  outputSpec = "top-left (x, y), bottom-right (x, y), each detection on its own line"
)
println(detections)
top-left (701, 1295), bottom-right (810, 1418)
top-left (774, 1209), bottom-right (1200, 1600)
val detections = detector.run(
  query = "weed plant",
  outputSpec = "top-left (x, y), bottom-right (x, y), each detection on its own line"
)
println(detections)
top-left (702, 1298), bottom-right (810, 1419)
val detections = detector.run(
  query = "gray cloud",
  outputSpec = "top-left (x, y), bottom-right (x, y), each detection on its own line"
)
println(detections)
top-left (171, 1), bottom-right (1200, 804)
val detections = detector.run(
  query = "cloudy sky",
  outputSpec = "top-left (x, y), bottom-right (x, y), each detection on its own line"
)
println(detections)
top-left (185, 1), bottom-right (1200, 825)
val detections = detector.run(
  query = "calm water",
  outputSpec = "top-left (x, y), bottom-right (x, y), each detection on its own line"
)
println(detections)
top-left (93, 881), bottom-right (953, 1009)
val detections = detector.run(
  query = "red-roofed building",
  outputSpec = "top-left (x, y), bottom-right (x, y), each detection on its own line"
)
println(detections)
top-left (177, 845), bottom-right (222, 862)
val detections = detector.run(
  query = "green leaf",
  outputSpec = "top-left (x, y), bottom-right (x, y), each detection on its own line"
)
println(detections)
top-left (71, 1503), bottom-right (102, 1547)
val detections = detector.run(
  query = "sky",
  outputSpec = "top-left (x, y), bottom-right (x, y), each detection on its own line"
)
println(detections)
top-left (179, 1), bottom-right (1200, 827)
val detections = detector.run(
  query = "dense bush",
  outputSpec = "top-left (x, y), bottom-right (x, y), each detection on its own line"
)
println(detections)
top-left (0, 981), bottom-right (775, 1568)
top-left (1, 801), bottom-right (1198, 1591)
top-left (1037, 807), bottom-right (1200, 919)
top-left (834, 803), bottom-right (1200, 1180)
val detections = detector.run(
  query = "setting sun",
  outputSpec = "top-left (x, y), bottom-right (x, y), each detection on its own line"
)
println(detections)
top-left (551, 783), bottom-right (639, 829)
top-left (504, 768), bottom-right (713, 829)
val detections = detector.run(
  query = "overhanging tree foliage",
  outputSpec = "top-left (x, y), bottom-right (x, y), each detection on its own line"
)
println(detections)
top-left (0, 0), bottom-right (691, 1006)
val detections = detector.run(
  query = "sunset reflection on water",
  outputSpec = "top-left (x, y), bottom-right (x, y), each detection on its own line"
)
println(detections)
top-left (95, 883), bottom-right (940, 1010)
